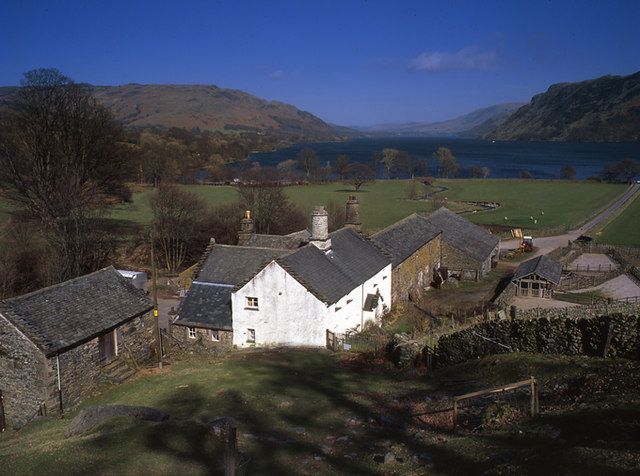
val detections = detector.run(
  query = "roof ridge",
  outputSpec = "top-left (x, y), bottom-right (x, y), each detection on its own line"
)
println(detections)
top-left (371, 212), bottom-right (421, 237)
top-left (0, 266), bottom-right (116, 304)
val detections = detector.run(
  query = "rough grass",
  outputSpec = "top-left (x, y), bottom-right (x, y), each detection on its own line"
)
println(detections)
top-left (596, 192), bottom-right (640, 246)
top-left (1, 350), bottom-right (638, 475)
top-left (435, 179), bottom-right (626, 231)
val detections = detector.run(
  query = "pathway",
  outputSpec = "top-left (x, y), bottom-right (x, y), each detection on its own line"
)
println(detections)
top-left (572, 274), bottom-right (640, 300)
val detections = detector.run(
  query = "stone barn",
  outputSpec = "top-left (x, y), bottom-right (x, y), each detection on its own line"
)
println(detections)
top-left (372, 214), bottom-right (442, 302)
top-left (421, 207), bottom-right (500, 281)
top-left (0, 267), bottom-right (153, 429)
top-left (512, 255), bottom-right (562, 298)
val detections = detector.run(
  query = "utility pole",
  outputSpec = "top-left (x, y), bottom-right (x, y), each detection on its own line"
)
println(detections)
top-left (150, 229), bottom-right (163, 368)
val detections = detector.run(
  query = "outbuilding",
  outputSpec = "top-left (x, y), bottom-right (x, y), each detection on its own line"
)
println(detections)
top-left (512, 255), bottom-right (562, 298)
top-left (0, 267), bottom-right (154, 429)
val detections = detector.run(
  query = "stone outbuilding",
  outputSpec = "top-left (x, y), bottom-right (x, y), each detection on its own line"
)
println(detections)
top-left (0, 267), bottom-right (154, 429)
top-left (512, 255), bottom-right (562, 298)
top-left (372, 214), bottom-right (443, 302)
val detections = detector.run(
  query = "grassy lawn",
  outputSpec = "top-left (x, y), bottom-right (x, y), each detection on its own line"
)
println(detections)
top-left (1, 350), bottom-right (638, 475)
top-left (435, 179), bottom-right (626, 232)
top-left (596, 192), bottom-right (640, 246)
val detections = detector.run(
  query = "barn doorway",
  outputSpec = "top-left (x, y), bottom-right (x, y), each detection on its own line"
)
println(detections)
top-left (99, 330), bottom-right (118, 362)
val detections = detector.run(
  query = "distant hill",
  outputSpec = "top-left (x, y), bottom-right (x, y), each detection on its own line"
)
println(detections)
top-left (486, 72), bottom-right (640, 142)
top-left (0, 83), bottom-right (355, 139)
top-left (358, 103), bottom-right (525, 138)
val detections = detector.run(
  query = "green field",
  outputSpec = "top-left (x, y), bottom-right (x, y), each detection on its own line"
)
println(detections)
top-left (108, 179), bottom-right (626, 234)
top-left (1, 350), bottom-right (638, 475)
top-left (597, 192), bottom-right (640, 246)
top-left (435, 179), bottom-right (626, 232)
top-left (1, 180), bottom-right (627, 235)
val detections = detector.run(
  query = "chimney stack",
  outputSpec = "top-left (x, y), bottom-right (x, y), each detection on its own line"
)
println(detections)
top-left (345, 195), bottom-right (361, 231)
top-left (237, 210), bottom-right (254, 245)
top-left (310, 206), bottom-right (331, 250)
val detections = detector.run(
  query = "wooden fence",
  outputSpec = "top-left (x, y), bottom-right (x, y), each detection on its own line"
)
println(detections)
top-left (452, 377), bottom-right (539, 432)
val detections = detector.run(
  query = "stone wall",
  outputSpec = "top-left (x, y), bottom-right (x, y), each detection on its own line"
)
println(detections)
top-left (169, 324), bottom-right (233, 357)
top-left (392, 236), bottom-right (442, 302)
top-left (436, 311), bottom-right (640, 366)
top-left (440, 242), bottom-right (486, 281)
top-left (514, 303), bottom-right (640, 320)
top-left (46, 311), bottom-right (156, 416)
top-left (0, 314), bottom-right (50, 429)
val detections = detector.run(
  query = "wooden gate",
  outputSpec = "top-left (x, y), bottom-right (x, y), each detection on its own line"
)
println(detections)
top-left (0, 389), bottom-right (6, 432)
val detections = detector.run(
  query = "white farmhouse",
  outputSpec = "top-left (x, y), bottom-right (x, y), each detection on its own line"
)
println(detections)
top-left (172, 205), bottom-right (392, 349)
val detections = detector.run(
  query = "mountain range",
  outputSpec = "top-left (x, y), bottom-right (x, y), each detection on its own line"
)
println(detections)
top-left (357, 102), bottom-right (525, 137)
top-left (486, 72), bottom-right (640, 142)
top-left (0, 83), bottom-right (353, 140)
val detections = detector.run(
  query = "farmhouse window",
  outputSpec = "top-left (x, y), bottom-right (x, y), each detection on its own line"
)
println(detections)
top-left (188, 327), bottom-right (197, 339)
top-left (247, 328), bottom-right (256, 343)
top-left (211, 330), bottom-right (220, 342)
top-left (245, 297), bottom-right (259, 309)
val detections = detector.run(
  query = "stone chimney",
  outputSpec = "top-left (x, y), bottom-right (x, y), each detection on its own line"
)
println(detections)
top-left (345, 195), bottom-right (361, 231)
top-left (310, 206), bottom-right (331, 250)
top-left (237, 210), bottom-right (254, 245)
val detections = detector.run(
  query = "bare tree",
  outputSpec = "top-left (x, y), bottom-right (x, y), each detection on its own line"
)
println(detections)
top-left (433, 147), bottom-right (459, 178)
top-left (237, 183), bottom-right (306, 235)
top-left (334, 154), bottom-right (350, 178)
top-left (561, 165), bottom-right (577, 180)
top-left (150, 185), bottom-right (208, 273)
top-left (296, 148), bottom-right (319, 178)
top-left (381, 148), bottom-right (399, 179)
top-left (0, 68), bottom-right (129, 282)
top-left (344, 163), bottom-right (375, 191)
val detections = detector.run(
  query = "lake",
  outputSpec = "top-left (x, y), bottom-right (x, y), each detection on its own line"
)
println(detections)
top-left (249, 137), bottom-right (640, 179)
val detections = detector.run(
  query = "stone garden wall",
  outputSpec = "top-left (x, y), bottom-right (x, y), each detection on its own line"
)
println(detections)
top-left (436, 311), bottom-right (640, 366)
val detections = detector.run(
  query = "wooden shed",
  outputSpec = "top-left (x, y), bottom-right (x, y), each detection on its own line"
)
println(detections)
top-left (512, 255), bottom-right (562, 299)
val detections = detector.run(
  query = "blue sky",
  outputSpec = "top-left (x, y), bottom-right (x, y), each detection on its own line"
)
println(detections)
top-left (2, 0), bottom-right (639, 125)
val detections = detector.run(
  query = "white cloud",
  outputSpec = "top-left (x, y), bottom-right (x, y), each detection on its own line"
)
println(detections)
top-left (269, 69), bottom-right (285, 80)
top-left (409, 47), bottom-right (498, 72)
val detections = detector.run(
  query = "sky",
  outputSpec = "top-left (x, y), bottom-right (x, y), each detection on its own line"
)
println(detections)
top-left (2, 0), bottom-right (639, 125)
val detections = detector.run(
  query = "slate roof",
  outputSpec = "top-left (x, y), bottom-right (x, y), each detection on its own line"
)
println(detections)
top-left (173, 283), bottom-right (233, 330)
top-left (372, 214), bottom-right (442, 266)
top-left (0, 267), bottom-right (153, 357)
top-left (197, 244), bottom-right (291, 287)
top-left (420, 208), bottom-right (500, 263)
top-left (278, 228), bottom-right (390, 304)
top-left (513, 255), bottom-right (563, 285)
top-left (245, 229), bottom-right (311, 250)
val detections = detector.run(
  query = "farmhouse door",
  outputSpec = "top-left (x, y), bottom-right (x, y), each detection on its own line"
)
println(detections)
top-left (99, 330), bottom-right (117, 362)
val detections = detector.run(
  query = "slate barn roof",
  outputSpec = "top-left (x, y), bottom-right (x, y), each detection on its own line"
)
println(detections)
top-left (420, 208), bottom-right (499, 263)
top-left (278, 228), bottom-right (390, 304)
top-left (197, 244), bottom-right (291, 287)
top-left (0, 267), bottom-right (153, 357)
top-left (513, 255), bottom-right (563, 285)
top-left (372, 214), bottom-right (442, 266)
top-left (173, 283), bottom-right (233, 330)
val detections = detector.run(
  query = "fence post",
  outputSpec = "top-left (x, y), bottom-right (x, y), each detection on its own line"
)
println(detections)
top-left (452, 399), bottom-right (458, 432)
top-left (0, 390), bottom-right (6, 432)
top-left (530, 377), bottom-right (539, 417)
top-left (224, 424), bottom-right (237, 476)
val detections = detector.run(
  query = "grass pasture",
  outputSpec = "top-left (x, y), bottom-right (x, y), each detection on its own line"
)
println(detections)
top-left (1, 349), bottom-right (638, 475)
top-left (434, 179), bottom-right (626, 232)
top-left (597, 192), bottom-right (640, 246)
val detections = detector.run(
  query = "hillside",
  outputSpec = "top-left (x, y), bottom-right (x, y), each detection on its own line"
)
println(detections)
top-left (487, 72), bottom-right (640, 142)
top-left (359, 102), bottom-right (525, 137)
top-left (0, 84), bottom-right (353, 139)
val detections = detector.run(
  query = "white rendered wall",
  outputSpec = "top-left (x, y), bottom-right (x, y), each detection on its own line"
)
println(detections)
top-left (232, 262), bottom-right (330, 347)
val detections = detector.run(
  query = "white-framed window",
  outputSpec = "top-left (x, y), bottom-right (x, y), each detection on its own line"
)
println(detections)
top-left (188, 327), bottom-right (197, 339)
top-left (247, 328), bottom-right (256, 343)
top-left (211, 330), bottom-right (220, 342)
top-left (245, 296), bottom-right (259, 309)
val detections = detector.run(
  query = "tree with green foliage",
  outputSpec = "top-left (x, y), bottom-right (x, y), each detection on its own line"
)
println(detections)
top-left (433, 147), bottom-right (459, 178)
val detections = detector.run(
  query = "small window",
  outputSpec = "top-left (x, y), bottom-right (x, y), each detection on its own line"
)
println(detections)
top-left (211, 330), bottom-right (220, 342)
top-left (247, 328), bottom-right (256, 343)
top-left (373, 283), bottom-right (378, 288)
top-left (245, 296), bottom-right (259, 309)
top-left (188, 327), bottom-right (197, 339)
top-left (346, 299), bottom-right (353, 304)
top-left (383, 275), bottom-right (388, 280)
